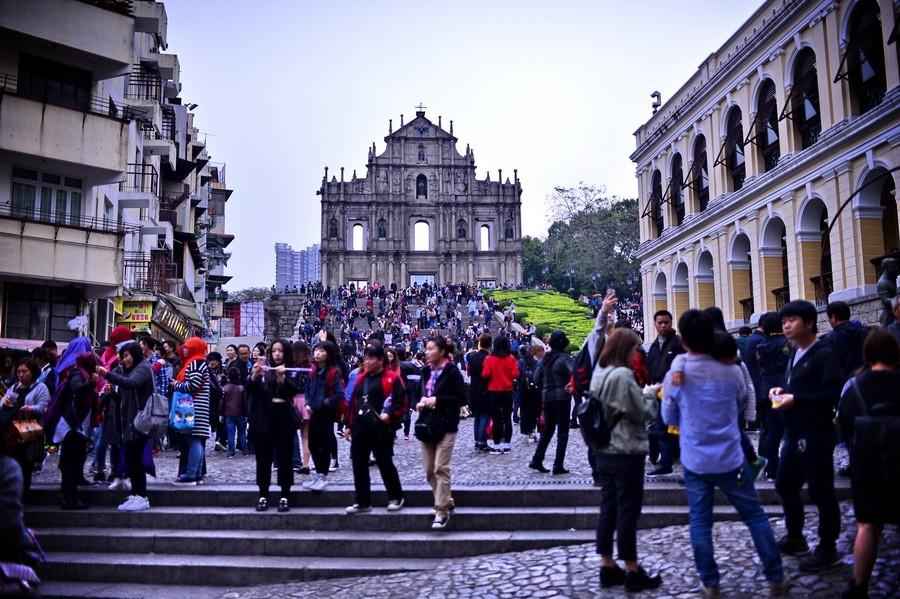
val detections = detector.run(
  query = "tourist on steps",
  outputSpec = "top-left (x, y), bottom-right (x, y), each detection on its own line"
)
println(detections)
top-left (247, 339), bottom-right (299, 512)
top-left (481, 336), bottom-right (520, 454)
top-left (302, 340), bottom-right (344, 492)
top-left (529, 330), bottom-right (574, 474)
top-left (590, 328), bottom-right (662, 593)
top-left (415, 335), bottom-right (467, 529)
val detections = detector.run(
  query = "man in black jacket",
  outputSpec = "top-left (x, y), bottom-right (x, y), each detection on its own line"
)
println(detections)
top-left (821, 301), bottom-right (869, 382)
top-left (645, 310), bottom-right (685, 476)
top-left (770, 300), bottom-right (843, 572)
top-left (530, 330), bottom-right (574, 474)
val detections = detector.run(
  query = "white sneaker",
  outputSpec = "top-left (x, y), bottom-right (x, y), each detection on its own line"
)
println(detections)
top-left (117, 495), bottom-right (137, 511)
top-left (310, 474), bottom-right (328, 492)
top-left (386, 498), bottom-right (405, 511)
top-left (123, 495), bottom-right (150, 511)
top-left (108, 478), bottom-right (131, 491)
top-left (301, 477), bottom-right (316, 489)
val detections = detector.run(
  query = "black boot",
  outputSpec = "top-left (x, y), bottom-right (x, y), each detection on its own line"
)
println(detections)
top-left (599, 564), bottom-right (625, 588)
top-left (841, 579), bottom-right (869, 599)
top-left (624, 566), bottom-right (662, 592)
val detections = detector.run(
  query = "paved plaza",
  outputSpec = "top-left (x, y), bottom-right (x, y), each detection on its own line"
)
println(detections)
top-left (31, 420), bottom-right (899, 598)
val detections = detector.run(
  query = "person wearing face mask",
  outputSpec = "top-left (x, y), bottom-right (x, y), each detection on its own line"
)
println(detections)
top-left (96, 342), bottom-right (154, 512)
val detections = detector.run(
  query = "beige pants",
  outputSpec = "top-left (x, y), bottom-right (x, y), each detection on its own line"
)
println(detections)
top-left (421, 431), bottom-right (457, 516)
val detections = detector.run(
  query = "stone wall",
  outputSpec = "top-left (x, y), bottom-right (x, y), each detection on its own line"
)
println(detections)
top-left (816, 294), bottom-right (883, 332)
top-left (264, 293), bottom-right (307, 342)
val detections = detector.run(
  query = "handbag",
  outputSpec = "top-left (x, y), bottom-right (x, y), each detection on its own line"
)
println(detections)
top-left (576, 371), bottom-right (621, 450)
top-left (848, 378), bottom-right (900, 484)
top-left (134, 392), bottom-right (169, 438)
top-left (5, 420), bottom-right (43, 448)
top-left (414, 408), bottom-right (447, 443)
top-left (169, 390), bottom-right (195, 432)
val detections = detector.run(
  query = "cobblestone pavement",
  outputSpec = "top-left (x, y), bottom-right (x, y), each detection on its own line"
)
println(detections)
top-left (219, 504), bottom-right (898, 599)
top-left (34, 419), bottom-right (846, 488)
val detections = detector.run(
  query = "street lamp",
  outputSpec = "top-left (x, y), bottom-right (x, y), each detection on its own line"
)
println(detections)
top-left (541, 266), bottom-right (549, 285)
top-left (591, 272), bottom-right (601, 293)
top-left (566, 268), bottom-right (575, 289)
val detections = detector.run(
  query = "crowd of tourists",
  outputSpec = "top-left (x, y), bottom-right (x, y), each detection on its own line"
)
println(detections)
top-left (1, 279), bottom-right (898, 599)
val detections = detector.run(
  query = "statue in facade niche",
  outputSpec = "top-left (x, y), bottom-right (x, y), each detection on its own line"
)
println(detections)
top-left (877, 257), bottom-right (899, 325)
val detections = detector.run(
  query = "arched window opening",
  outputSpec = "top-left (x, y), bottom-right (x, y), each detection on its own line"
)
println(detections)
top-left (696, 251), bottom-right (715, 309)
top-left (761, 218), bottom-right (790, 310)
top-left (414, 221), bottom-right (430, 251)
top-left (456, 219), bottom-right (467, 239)
top-left (479, 224), bottom-right (490, 251)
top-left (352, 223), bottom-right (364, 251)
top-left (731, 234), bottom-right (754, 323)
top-left (418, 144), bottom-right (426, 163)
top-left (857, 168), bottom-right (899, 284)
top-left (784, 48), bottom-right (821, 149)
top-left (377, 219), bottom-right (387, 239)
top-left (650, 170), bottom-right (663, 237)
top-left (836, 0), bottom-right (886, 115)
top-left (504, 220), bottom-right (514, 239)
top-left (416, 174), bottom-right (427, 198)
top-left (328, 218), bottom-right (338, 239)
top-left (715, 106), bottom-right (745, 191)
top-left (752, 79), bottom-right (780, 172)
top-left (686, 135), bottom-right (709, 212)
top-left (670, 154), bottom-right (684, 225)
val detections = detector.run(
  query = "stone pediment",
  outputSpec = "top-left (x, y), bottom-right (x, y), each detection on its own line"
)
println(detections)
top-left (386, 112), bottom-right (456, 142)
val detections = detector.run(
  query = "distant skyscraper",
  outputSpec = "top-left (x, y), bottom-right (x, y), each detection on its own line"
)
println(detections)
top-left (275, 242), bottom-right (321, 290)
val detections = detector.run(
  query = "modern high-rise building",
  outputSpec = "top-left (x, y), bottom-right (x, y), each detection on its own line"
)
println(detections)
top-left (275, 242), bottom-right (320, 290)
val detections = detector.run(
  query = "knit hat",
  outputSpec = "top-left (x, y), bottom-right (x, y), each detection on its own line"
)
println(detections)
top-left (548, 330), bottom-right (569, 351)
top-left (108, 325), bottom-right (134, 349)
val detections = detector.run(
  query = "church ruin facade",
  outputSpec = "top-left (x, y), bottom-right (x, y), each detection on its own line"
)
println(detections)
top-left (318, 108), bottom-right (523, 289)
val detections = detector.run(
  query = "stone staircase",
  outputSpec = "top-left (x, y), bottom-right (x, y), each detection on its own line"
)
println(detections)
top-left (26, 481), bottom-right (850, 598)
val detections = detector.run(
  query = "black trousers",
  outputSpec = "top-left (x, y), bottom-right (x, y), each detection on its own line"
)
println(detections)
top-left (253, 403), bottom-right (295, 497)
top-left (776, 425), bottom-right (840, 546)
top-left (594, 453), bottom-right (645, 561)
top-left (124, 436), bottom-right (148, 497)
top-left (759, 403), bottom-right (784, 478)
top-left (519, 389), bottom-right (541, 435)
top-left (60, 431), bottom-right (88, 502)
top-left (490, 391), bottom-right (514, 445)
top-left (350, 429), bottom-right (403, 506)
top-left (532, 400), bottom-right (571, 469)
top-left (308, 410), bottom-right (333, 476)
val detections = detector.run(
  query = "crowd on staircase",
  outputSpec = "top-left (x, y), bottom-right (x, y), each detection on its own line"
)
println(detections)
top-left (0, 281), bottom-right (899, 598)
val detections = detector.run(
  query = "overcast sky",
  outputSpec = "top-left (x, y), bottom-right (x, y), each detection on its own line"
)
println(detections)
top-left (164, 0), bottom-right (763, 290)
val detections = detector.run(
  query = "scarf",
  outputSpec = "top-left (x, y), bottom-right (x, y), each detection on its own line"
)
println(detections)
top-left (176, 337), bottom-right (208, 382)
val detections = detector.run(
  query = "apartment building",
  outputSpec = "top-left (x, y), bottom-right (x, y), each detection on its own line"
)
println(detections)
top-left (631, 0), bottom-right (899, 332)
top-left (275, 242), bottom-right (320, 291)
top-left (0, 0), bottom-right (234, 345)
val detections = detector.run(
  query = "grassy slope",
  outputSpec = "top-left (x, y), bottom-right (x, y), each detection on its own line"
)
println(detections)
top-left (488, 290), bottom-right (594, 351)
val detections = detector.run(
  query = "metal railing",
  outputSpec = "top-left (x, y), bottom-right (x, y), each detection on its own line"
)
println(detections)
top-left (125, 65), bottom-right (161, 101)
top-left (810, 273), bottom-right (833, 307)
top-left (0, 202), bottom-right (134, 234)
top-left (0, 72), bottom-right (131, 121)
top-left (739, 297), bottom-right (754, 324)
top-left (118, 163), bottom-right (159, 196)
top-left (123, 249), bottom-right (179, 294)
top-left (772, 286), bottom-right (790, 311)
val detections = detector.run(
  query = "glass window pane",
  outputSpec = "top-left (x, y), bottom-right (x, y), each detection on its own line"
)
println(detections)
top-left (69, 192), bottom-right (81, 226)
top-left (55, 189), bottom-right (67, 223)
top-left (40, 187), bottom-right (52, 221)
top-left (12, 167), bottom-right (38, 181)
top-left (11, 182), bottom-right (36, 217)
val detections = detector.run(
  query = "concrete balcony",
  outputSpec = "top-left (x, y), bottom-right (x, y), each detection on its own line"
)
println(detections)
top-left (118, 163), bottom-right (159, 211)
top-left (0, 0), bottom-right (134, 79)
top-left (142, 128), bottom-right (176, 165)
top-left (0, 203), bottom-right (127, 289)
top-left (0, 77), bottom-right (129, 182)
top-left (132, 1), bottom-right (168, 49)
top-left (146, 52), bottom-right (180, 88)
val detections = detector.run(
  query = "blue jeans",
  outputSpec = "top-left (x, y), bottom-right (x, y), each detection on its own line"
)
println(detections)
top-left (473, 411), bottom-right (490, 447)
top-left (225, 416), bottom-right (247, 455)
top-left (183, 436), bottom-right (205, 479)
top-left (92, 425), bottom-right (108, 470)
top-left (683, 463), bottom-right (783, 587)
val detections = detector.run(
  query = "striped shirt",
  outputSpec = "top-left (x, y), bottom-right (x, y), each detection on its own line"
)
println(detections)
top-left (174, 360), bottom-right (211, 438)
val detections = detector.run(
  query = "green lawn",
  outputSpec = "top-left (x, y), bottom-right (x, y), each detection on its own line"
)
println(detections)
top-left (487, 290), bottom-right (595, 351)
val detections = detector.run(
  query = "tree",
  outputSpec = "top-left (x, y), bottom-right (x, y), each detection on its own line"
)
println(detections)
top-left (542, 184), bottom-right (640, 296)
top-left (225, 287), bottom-right (271, 303)
top-left (522, 235), bottom-right (545, 285)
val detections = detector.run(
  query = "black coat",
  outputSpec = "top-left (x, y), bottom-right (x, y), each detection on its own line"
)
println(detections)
top-left (534, 350), bottom-right (573, 404)
top-left (782, 341), bottom-right (843, 429)
top-left (417, 362), bottom-right (467, 433)
top-left (645, 334), bottom-right (685, 384)
top-left (466, 350), bottom-right (490, 413)
top-left (246, 372), bottom-right (299, 436)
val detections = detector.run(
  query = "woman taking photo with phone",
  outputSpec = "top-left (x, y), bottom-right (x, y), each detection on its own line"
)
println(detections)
top-left (247, 339), bottom-right (298, 512)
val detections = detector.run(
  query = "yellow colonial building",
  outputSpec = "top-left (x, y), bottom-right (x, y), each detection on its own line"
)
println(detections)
top-left (632, 0), bottom-right (899, 332)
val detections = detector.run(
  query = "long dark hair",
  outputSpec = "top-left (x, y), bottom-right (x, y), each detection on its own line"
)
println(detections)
top-left (491, 336), bottom-right (511, 358)
top-left (314, 340), bottom-right (339, 368)
top-left (119, 342), bottom-right (144, 372)
top-left (267, 339), bottom-right (295, 368)
top-left (292, 341), bottom-right (311, 367)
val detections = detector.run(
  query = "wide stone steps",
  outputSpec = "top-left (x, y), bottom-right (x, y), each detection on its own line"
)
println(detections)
top-left (28, 481), bottom-right (847, 595)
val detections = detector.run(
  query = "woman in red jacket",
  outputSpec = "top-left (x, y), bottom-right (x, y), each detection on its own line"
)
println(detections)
top-left (481, 336), bottom-right (520, 454)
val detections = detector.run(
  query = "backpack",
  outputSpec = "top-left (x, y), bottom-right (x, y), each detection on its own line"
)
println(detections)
top-left (576, 368), bottom-right (623, 450)
top-left (571, 335), bottom-right (605, 398)
top-left (848, 378), bottom-right (900, 485)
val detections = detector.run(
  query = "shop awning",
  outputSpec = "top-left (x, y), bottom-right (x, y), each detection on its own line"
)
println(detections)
top-left (159, 293), bottom-right (205, 328)
top-left (0, 338), bottom-right (69, 352)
